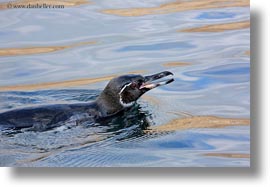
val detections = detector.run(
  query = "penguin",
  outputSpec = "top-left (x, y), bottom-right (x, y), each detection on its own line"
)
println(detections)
top-left (0, 71), bottom-right (174, 131)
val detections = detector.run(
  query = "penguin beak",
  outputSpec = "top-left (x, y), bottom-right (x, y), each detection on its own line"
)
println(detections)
top-left (140, 71), bottom-right (174, 90)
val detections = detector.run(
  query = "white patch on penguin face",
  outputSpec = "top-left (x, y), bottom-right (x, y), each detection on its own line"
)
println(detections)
top-left (119, 82), bottom-right (135, 107)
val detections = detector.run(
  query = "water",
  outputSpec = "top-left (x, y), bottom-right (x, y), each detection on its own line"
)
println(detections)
top-left (0, 0), bottom-right (250, 167)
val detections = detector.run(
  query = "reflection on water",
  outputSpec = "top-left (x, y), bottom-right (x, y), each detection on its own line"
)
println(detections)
top-left (180, 20), bottom-right (250, 32)
top-left (204, 153), bottom-right (250, 158)
top-left (0, 0), bottom-right (250, 167)
top-left (146, 116), bottom-right (249, 132)
top-left (162, 61), bottom-right (191, 67)
top-left (101, 0), bottom-right (249, 17)
top-left (0, 41), bottom-right (96, 57)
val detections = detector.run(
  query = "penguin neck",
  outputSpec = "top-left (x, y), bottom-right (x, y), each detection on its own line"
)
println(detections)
top-left (95, 90), bottom-right (125, 117)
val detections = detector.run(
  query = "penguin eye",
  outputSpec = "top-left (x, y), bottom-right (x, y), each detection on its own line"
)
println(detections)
top-left (130, 82), bottom-right (137, 89)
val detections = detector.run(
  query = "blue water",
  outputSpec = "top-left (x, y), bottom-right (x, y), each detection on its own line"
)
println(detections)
top-left (117, 41), bottom-right (195, 51)
top-left (0, 0), bottom-right (250, 167)
top-left (196, 12), bottom-right (236, 20)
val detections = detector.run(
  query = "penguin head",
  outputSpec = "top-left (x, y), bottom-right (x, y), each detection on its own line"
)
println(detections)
top-left (97, 71), bottom-right (174, 116)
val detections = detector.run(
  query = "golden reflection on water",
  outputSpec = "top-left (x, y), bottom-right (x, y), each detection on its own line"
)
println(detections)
top-left (0, 70), bottom-right (145, 91)
top-left (0, 0), bottom-right (90, 10)
top-left (204, 153), bottom-right (250, 158)
top-left (141, 95), bottom-right (160, 105)
top-left (162, 62), bottom-right (191, 67)
top-left (0, 41), bottom-right (96, 57)
top-left (245, 50), bottom-right (250, 56)
top-left (180, 20), bottom-right (250, 32)
top-left (145, 116), bottom-right (250, 132)
top-left (101, 0), bottom-right (249, 17)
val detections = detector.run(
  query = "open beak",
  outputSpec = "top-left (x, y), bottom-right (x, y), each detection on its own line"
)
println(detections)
top-left (140, 71), bottom-right (174, 90)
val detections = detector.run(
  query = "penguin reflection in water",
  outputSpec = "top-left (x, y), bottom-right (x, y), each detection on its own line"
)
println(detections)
top-left (0, 71), bottom-right (174, 132)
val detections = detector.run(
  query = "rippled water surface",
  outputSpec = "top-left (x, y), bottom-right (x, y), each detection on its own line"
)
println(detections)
top-left (0, 0), bottom-right (250, 167)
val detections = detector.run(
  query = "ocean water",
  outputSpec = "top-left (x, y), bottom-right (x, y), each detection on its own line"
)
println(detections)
top-left (0, 0), bottom-right (250, 167)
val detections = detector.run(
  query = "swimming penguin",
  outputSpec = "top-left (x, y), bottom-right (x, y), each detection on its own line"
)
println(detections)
top-left (0, 71), bottom-right (174, 131)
